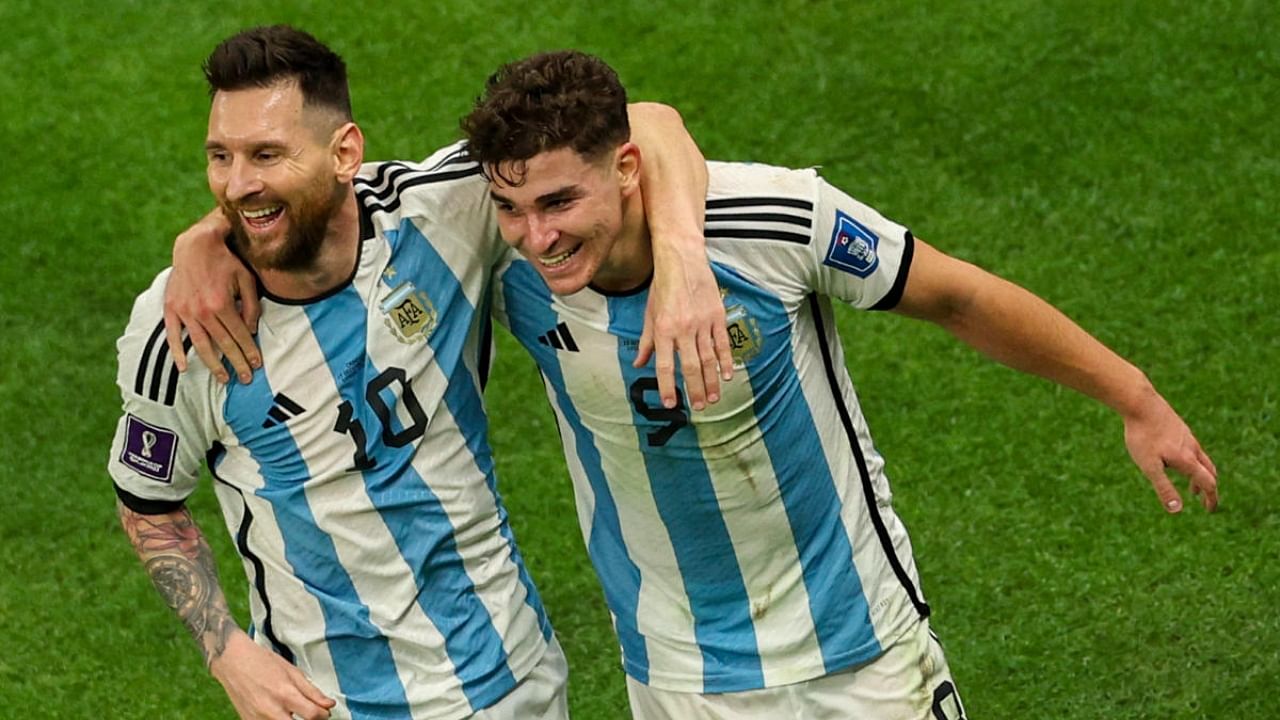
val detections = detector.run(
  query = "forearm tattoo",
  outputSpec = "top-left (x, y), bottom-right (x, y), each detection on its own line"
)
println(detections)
top-left (117, 502), bottom-right (238, 667)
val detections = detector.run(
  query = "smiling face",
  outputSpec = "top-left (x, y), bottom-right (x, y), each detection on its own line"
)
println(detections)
top-left (205, 80), bottom-right (346, 272)
top-left (488, 144), bottom-right (647, 295)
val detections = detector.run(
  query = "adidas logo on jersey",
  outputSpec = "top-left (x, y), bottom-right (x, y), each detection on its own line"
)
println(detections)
top-left (536, 322), bottom-right (579, 352)
top-left (261, 393), bottom-right (306, 429)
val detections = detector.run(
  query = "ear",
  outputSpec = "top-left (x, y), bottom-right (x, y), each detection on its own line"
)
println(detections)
top-left (331, 122), bottom-right (365, 183)
top-left (615, 142), bottom-right (641, 198)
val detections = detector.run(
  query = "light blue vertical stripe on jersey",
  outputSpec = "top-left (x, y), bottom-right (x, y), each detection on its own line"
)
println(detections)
top-left (716, 264), bottom-right (880, 670)
top-left (606, 289), bottom-right (764, 693)
top-left (223, 367), bottom-right (409, 719)
top-left (387, 221), bottom-right (552, 644)
top-left (304, 237), bottom-right (519, 712)
top-left (499, 259), bottom-right (650, 684)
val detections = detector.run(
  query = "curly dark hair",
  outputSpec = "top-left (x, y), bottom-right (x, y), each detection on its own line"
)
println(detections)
top-left (203, 25), bottom-right (352, 122)
top-left (461, 50), bottom-right (630, 185)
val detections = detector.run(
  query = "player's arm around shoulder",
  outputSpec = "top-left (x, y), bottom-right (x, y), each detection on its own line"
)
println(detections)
top-left (628, 102), bottom-right (732, 410)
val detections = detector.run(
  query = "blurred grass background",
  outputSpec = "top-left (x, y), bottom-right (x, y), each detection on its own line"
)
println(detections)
top-left (0, 0), bottom-right (1275, 717)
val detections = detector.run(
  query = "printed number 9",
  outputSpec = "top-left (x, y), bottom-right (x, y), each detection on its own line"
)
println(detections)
top-left (628, 377), bottom-right (688, 447)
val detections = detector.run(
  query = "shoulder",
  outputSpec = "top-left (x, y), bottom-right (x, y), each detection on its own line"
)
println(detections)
top-left (354, 142), bottom-right (501, 263)
top-left (704, 161), bottom-right (820, 249)
top-left (707, 160), bottom-right (819, 200)
top-left (355, 141), bottom-right (490, 221)
top-left (115, 268), bottom-right (210, 405)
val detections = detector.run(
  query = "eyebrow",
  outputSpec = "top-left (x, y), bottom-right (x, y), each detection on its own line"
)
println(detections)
top-left (203, 139), bottom-right (289, 153)
top-left (489, 185), bottom-right (583, 207)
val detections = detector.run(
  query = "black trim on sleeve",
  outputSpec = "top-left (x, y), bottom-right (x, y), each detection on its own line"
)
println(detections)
top-left (705, 211), bottom-right (811, 227)
top-left (133, 321), bottom-right (166, 396)
top-left (869, 230), bottom-right (915, 312)
top-left (131, 316), bottom-right (191, 407)
top-left (113, 483), bottom-right (186, 515)
top-left (807, 293), bottom-right (931, 620)
top-left (148, 340), bottom-right (171, 401)
top-left (162, 335), bottom-right (194, 407)
top-left (704, 227), bottom-right (812, 245)
top-left (705, 197), bottom-right (814, 211)
top-left (355, 165), bottom-right (486, 215)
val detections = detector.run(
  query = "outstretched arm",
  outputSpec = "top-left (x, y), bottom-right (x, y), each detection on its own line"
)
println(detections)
top-left (893, 239), bottom-right (1218, 513)
top-left (164, 209), bottom-right (262, 385)
top-left (627, 102), bottom-right (733, 410)
top-left (117, 500), bottom-right (334, 719)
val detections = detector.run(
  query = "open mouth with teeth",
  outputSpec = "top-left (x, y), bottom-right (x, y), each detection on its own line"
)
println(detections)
top-left (539, 245), bottom-right (580, 268)
top-left (240, 204), bottom-right (284, 229)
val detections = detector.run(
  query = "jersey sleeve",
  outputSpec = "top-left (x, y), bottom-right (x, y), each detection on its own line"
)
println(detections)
top-left (807, 177), bottom-right (914, 310)
top-left (107, 269), bottom-right (219, 513)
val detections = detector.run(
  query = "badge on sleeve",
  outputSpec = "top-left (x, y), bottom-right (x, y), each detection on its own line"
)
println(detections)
top-left (824, 210), bottom-right (880, 278)
top-left (120, 414), bottom-right (178, 483)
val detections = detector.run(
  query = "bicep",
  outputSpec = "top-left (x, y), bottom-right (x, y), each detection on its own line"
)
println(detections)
top-left (890, 238), bottom-right (986, 324)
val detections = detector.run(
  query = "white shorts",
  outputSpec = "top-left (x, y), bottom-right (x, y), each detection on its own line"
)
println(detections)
top-left (472, 634), bottom-right (570, 720)
top-left (625, 619), bottom-right (965, 720)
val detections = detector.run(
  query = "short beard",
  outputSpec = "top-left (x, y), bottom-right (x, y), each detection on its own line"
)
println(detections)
top-left (225, 177), bottom-right (346, 273)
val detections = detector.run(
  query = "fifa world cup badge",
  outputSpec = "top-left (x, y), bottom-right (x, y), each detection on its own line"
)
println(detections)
top-left (380, 280), bottom-right (438, 344)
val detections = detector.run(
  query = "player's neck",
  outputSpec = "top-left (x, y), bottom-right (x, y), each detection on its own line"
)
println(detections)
top-left (257, 190), bottom-right (361, 301)
top-left (592, 191), bottom-right (652, 292)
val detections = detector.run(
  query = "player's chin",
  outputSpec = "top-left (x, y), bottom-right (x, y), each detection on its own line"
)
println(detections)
top-left (541, 272), bottom-right (591, 297)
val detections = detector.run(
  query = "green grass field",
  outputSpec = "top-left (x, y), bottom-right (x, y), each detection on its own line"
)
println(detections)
top-left (1, 0), bottom-right (1276, 717)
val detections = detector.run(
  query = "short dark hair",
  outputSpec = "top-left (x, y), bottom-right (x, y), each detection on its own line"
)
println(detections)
top-left (461, 50), bottom-right (630, 185)
top-left (203, 25), bottom-right (352, 121)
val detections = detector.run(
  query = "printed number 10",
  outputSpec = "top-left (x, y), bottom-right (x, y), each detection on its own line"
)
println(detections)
top-left (333, 367), bottom-right (428, 471)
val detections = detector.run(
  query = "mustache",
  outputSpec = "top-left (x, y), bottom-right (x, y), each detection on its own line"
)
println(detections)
top-left (223, 196), bottom-right (285, 213)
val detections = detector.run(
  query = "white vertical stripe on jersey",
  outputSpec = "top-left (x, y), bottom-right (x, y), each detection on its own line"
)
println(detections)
top-left (690, 390), bottom-right (827, 688)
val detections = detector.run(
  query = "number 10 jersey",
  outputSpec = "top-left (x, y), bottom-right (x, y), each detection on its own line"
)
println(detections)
top-left (108, 145), bottom-right (552, 720)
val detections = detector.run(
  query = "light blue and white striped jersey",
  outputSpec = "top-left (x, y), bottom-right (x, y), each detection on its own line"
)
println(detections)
top-left (491, 161), bottom-right (930, 694)
top-left (109, 143), bottom-right (553, 720)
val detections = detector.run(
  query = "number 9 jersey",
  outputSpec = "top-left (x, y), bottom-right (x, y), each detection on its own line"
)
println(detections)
top-left (491, 160), bottom-right (930, 696)
top-left (107, 143), bottom-right (554, 720)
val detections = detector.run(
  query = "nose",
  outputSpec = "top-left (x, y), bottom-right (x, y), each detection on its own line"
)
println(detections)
top-left (525, 213), bottom-right (560, 253)
top-left (223, 157), bottom-right (264, 204)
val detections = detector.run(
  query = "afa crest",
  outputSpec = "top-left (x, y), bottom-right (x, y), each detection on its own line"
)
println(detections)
top-left (724, 299), bottom-right (763, 367)
top-left (380, 281), bottom-right (437, 344)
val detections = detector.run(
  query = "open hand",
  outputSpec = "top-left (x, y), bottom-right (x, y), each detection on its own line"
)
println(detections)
top-left (210, 631), bottom-right (335, 720)
top-left (163, 209), bottom-right (262, 384)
